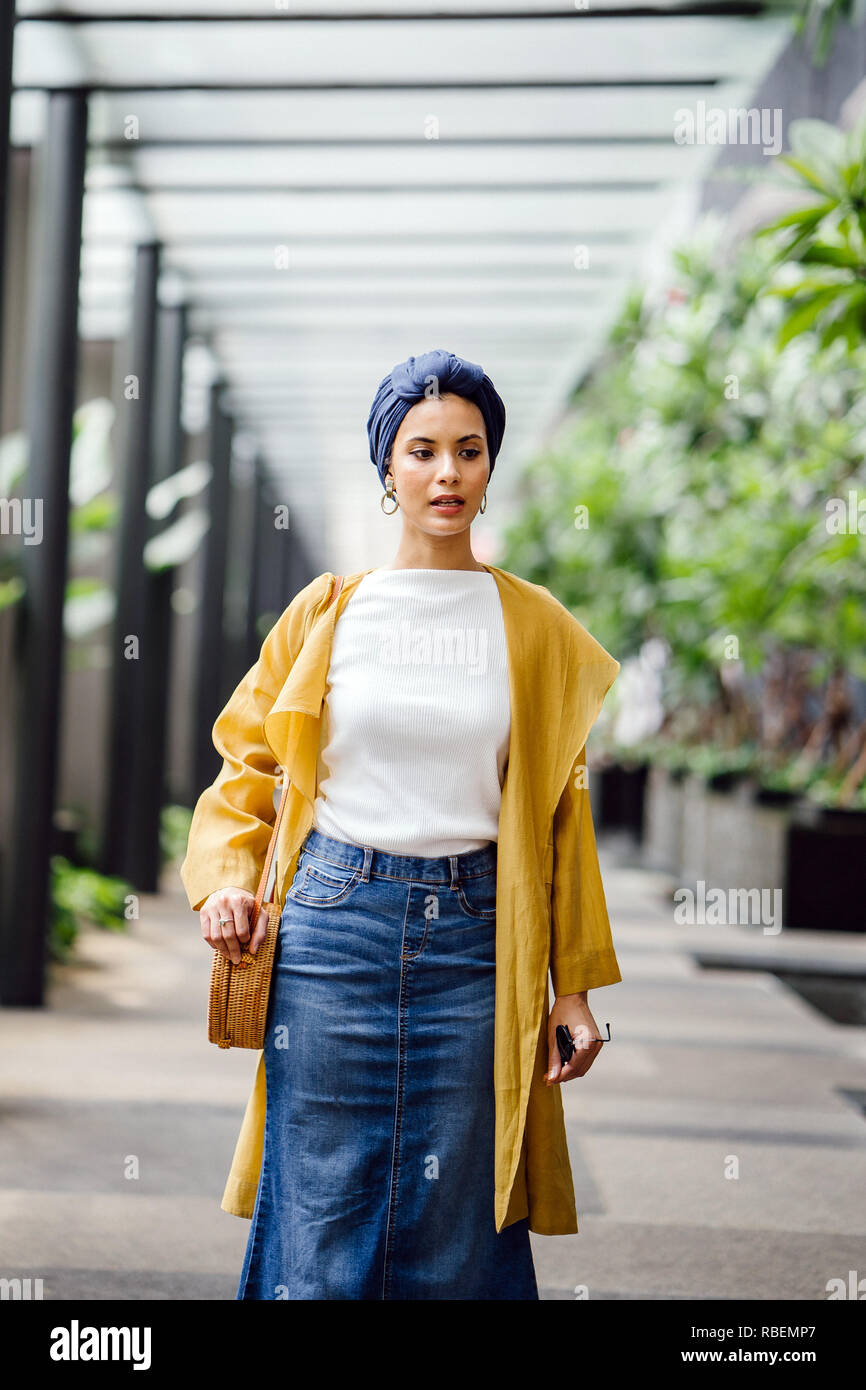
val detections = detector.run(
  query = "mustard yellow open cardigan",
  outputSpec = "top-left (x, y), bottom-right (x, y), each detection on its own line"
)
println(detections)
top-left (181, 563), bottom-right (622, 1235)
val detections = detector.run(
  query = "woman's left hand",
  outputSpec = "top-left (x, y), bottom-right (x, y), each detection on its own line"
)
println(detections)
top-left (545, 992), bottom-right (601, 1085)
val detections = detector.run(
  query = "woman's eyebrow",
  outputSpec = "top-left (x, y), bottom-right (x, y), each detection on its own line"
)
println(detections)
top-left (406, 434), bottom-right (483, 444)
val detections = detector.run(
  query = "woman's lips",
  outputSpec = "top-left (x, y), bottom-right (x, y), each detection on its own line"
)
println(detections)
top-left (430, 499), bottom-right (465, 510)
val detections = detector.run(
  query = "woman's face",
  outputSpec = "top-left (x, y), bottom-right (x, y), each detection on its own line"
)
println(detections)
top-left (384, 392), bottom-right (490, 535)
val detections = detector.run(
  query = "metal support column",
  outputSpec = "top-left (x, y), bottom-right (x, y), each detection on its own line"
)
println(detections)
top-left (0, 90), bottom-right (88, 1005)
top-left (261, 478), bottom-right (281, 617)
top-left (130, 300), bottom-right (187, 891)
top-left (278, 506), bottom-right (293, 613)
top-left (0, 3), bottom-right (15, 425)
top-left (192, 381), bottom-right (233, 798)
top-left (102, 242), bottom-right (161, 881)
top-left (245, 453), bottom-right (265, 666)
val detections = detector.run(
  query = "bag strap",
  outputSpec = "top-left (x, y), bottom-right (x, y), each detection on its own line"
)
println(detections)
top-left (249, 574), bottom-right (344, 923)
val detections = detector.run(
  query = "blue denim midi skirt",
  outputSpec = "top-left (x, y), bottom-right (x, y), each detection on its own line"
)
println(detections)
top-left (236, 827), bottom-right (539, 1301)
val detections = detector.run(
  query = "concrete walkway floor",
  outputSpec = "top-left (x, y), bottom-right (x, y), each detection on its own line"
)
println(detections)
top-left (1, 842), bottom-right (864, 1301)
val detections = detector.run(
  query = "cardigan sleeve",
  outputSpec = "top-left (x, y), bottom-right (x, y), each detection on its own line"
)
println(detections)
top-left (179, 573), bottom-right (330, 911)
top-left (548, 741), bottom-right (622, 997)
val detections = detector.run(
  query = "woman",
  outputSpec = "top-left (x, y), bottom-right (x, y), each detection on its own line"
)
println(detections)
top-left (181, 348), bottom-right (623, 1301)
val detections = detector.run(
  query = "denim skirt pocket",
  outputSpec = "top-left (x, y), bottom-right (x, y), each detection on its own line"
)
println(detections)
top-left (286, 850), bottom-right (362, 908)
top-left (455, 866), bottom-right (498, 920)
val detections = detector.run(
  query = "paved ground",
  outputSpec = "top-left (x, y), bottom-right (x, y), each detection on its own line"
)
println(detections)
top-left (1, 839), bottom-right (865, 1301)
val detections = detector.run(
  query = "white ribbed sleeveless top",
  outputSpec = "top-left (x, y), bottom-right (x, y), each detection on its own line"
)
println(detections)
top-left (311, 566), bottom-right (511, 855)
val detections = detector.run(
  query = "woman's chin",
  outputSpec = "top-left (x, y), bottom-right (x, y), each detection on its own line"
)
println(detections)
top-left (425, 504), bottom-right (474, 526)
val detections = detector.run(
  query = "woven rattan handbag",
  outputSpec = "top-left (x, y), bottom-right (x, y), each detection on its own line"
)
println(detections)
top-left (207, 574), bottom-right (344, 1049)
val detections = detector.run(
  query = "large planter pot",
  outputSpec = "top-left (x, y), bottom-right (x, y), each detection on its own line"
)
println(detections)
top-left (754, 786), bottom-right (802, 810)
top-left (734, 797), bottom-right (790, 901)
top-left (703, 776), bottom-right (786, 891)
top-left (641, 764), bottom-right (685, 872)
top-left (702, 777), bottom-right (756, 891)
top-left (784, 804), bottom-right (866, 932)
top-left (678, 773), bottom-right (712, 886)
top-left (593, 761), bottom-right (649, 837)
top-left (672, 773), bottom-right (793, 908)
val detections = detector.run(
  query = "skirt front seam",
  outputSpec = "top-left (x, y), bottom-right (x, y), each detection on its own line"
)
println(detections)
top-left (381, 883), bottom-right (413, 1300)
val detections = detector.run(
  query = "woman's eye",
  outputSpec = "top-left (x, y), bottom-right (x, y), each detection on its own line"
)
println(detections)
top-left (410, 447), bottom-right (480, 460)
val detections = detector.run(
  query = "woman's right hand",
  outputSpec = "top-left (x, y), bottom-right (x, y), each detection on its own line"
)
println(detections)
top-left (200, 887), bottom-right (269, 965)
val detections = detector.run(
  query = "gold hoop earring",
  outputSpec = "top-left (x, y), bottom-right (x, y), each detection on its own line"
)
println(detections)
top-left (479, 490), bottom-right (488, 515)
top-left (381, 480), bottom-right (399, 515)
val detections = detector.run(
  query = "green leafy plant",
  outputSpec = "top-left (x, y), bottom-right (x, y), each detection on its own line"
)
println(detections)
top-left (793, 0), bottom-right (866, 66)
top-left (49, 856), bottom-right (134, 961)
top-left (757, 116), bottom-right (866, 350)
top-left (501, 196), bottom-right (866, 809)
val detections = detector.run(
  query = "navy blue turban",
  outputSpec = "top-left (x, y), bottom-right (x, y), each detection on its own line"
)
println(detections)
top-left (366, 348), bottom-right (506, 489)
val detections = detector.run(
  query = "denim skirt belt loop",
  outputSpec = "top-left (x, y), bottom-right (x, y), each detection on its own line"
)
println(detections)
top-left (236, 826), bottom-right (539, 1301)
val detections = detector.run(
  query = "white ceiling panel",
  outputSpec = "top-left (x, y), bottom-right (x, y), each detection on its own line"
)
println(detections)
top-left (10, 1), bottom-right (794, 567)
top-left (13, 16), bottom-right (785, 88)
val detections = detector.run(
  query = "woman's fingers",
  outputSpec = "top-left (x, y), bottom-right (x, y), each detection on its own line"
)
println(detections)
top-left (200, 889), bottom-right (255, 964)
top-left (219, 912), bottom-right (244, 966)
top-left (248, 906), bottom-right (269, 956)
top-left (545, 1032), bottom-right (562, 1085)
top-left (545, 1020), bottom-right (597, 1084)
top-left (200, 906), bottom-right (226, 955)
top-left (233, 899), bottom-right (252, 946)
top-left (199, 890), bottom-right (274, 964)
top-left (556, 1051), bottom-right (583, 1083)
